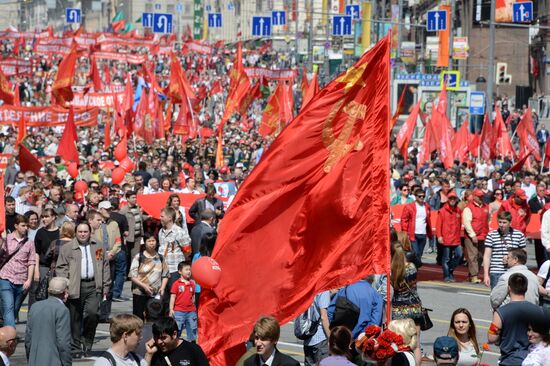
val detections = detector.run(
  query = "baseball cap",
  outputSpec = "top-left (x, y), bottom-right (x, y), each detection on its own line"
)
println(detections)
top-left (447, 191), bottom-right (458, 199)
top-left (515, 188), bottom-right (528, 200)
top-left (98, 201), bottom-right (112, 210)
top-left (473, 189), bottom-right (484, 198)
top-left (433, 336), bottom-right (458, 363)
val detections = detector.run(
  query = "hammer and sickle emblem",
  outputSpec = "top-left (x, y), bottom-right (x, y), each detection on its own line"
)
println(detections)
top-left (322, 100), bottom-right (367, 173)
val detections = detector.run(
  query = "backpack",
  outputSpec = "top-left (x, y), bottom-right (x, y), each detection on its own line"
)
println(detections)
top-left (100, 351), bottom-right (140, 365)
top-left (293, 298), bottom-right (321, 340)
top-left (329, 286), bottom-right (360, 332)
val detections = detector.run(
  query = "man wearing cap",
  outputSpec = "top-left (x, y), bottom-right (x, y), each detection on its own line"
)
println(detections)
top-left (433, 336), bottom-right (459, 365)
top-left (436, 191), bottom-right (462, 282)
top-left (483, 211), bottom-right (527, 288)
top-left (498, 188), bottom-right (531, 234)
top-left (25, 277), bottom-right (72, 366)
top-left (401, 187), bottom-right (433, 259)
top-left (462, 189), bottom-right (490, 284)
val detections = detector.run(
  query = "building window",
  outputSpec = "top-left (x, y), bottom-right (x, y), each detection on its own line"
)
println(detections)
top-left (145, 3), bottom-right (153, 12)
top-left (167, 4), bottom-right (175, 13)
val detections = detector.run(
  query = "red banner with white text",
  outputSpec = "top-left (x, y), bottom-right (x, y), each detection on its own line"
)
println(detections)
top-left (0, 106), bottom-right (98, 127)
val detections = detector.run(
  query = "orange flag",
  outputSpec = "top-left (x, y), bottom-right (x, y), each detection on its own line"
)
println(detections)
top-left (52, 45), bottom-right (77, 105)
top-left (198, 36), bottom-right (391, 365)
top-left (396, 99), bottom-right (421, 164)
top-left (56, 106), bottom-right (79, 162)
top-left (0, 67), bottom-right (14, 105)
top-left (16, 113), bottom-right (26, 146)
top-left (301, 72), bottom-right (319, 112)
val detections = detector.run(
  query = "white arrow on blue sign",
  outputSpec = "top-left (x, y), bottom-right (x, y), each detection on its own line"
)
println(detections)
top-left (332, 15), bottom-right (352, 36)
top-left (153, 13), bottom-right (173, 34)
top-left (208, 13), bottom-right (222, 28)
top-left (271, 10), bottom-right (286, 26)
top-left (65, 8), bottom-right (81, 24)
top-left (426, 10), bottom-right (447, 31)
top-left (345, 5), bottom-right (361, 20)
top-left (252, 16), bottom-right (271, 37)
top-left (443, 73), bottom-right (458, 88)
top-left (142, 13), bottom-right (153, 28)
top-left (469, 91), bottom-right (485, 115)
top-left (512, 1), bottom-right (533, 22)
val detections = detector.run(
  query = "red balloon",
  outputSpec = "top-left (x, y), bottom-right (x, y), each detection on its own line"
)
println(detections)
top-left (74, 180), bottom-right (88, 193)
top-left (120, 158), bottom-right (135, 173)
top-left (114, 139), bottom-right (127, 161)
top-left (192, 257), bottom-right (221, 289)
top-left (67, 162), bottom-right (79, 179)
top-left (112, 167), bottom-right (126, 185)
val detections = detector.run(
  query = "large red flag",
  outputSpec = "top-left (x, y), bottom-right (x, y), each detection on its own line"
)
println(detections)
top-left (56, 107), bottom-right (79, 162)
top-left (122, 74), bottom-right (134, 114)
top-left (198, 36), bottom-right (391, 365)
top-left (237, 82), bottom-right (261, 116)
top-left (259, 82), bottom-right (285, 137)
top-left (0, 67), bottom-right (14, 105)
top-left (517, 109), bottom-right (541, 161)
top-left (90, 58), bottom-right (102, 91)
top-left (396, 99), bottom-right (421, 164)
top-left (509, 149), bottom-right (533, 173)
top-left (52, 45), bottom-right (77, 105)
top-left (429, 86), bottom-right (454, 169)
top-left (166, 52), bottom-right (195, 103)
top-left (133, 89), bottom-right (148, 139)
top-left (452, 117), bottom-right (470, 163)
top-left (493, 107), bottom-right (515, 159)
top-left (468, 133), bottom-right (480, 158)
top-left (19, 144), bottom-right (43, 175)
top-left (479, 114), bottom-right (494, 161)
top-left (301, 65), bottom-right (309, 97)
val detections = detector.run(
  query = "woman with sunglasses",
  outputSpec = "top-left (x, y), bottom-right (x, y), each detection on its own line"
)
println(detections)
top-left (391, 185), bottom-right (414, 206)
top-left (28, 208), bottom-right (59, 307)
top-left (489, 189), bottom-right (504, 219)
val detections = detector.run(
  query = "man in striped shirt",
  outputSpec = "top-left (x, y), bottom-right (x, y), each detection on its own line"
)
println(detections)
top-left (483, 211), bottom-right (526, 289)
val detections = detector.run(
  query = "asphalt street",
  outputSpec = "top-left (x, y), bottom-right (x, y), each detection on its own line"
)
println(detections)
top-left (9, 244), bottom-right (540, 365)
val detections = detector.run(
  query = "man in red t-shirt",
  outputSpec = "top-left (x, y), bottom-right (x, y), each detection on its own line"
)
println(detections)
top-left (169, 261), bottom-right (197, 342)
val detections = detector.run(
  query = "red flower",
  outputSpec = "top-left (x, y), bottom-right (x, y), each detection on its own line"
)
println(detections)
top-left (364, 325), bottom-right (382, 338)
top-left (482, 343), bottom-right (490, 351)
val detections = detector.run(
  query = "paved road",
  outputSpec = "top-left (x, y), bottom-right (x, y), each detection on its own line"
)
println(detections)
top-left (9, 244), bottom-right (540, 365)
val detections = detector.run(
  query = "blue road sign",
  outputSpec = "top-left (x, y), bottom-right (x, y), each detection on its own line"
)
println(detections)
top-left (176, 3), bottom-right (183, 13)
top-left (153, 13), bottom-right (173, 33)
top-left (470, 91), bottom-right (485, 115)
top-left (228, 3), bottom-right (234, 11)
top-left (272, 10), bottom-right (286, 26)
top-left (65, 8), bottom-right (81, 23)
top-left (512, 1), bottom-right (533, 22)
top-left (252, 16), bottom-right (271, 37)
top-left (426, 10), bottom-right (447, 31)
top-left (205, 5), bottom-right (212, 12)
top-left (208, 13), bottom-right (222, 28)
top-left (332, 15), bottom-right (352, 36)
top-left (142, 13), bottom-right (153, 28)
top-left (345, 4), bottom-right (361, 20)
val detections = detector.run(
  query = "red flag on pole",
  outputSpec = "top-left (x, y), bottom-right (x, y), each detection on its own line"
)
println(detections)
top-left (516, 108), bottom-right (541, 161)
top-left (0, 67), bottom-right (14, 105)
top-left (90, 58), bottom-right (102, 91)
top-left (479, 114), bottom-right (494, 161)
top-left (56, 106), bottom-right (79, 162)
top-left (452, 117), bottom-right (470, 163)
top-left (396, 99), bottom-right (421, 164)
top-left (301, 72), bottom-right (319, 112)
top-left (390, 84), bottom-right (408, 130)
top-left (16, 113), bottom-right (26, 146)
top-left (509, 149), bottom-right (533, 173)
top-left (493, 107), bottom-right (516, 159)
top-left (52, 45), bottom-right (77, 105)
top-left (198, 36), bottom-right (391, 365)
top-left (19, 144), bottom-right (43, 175)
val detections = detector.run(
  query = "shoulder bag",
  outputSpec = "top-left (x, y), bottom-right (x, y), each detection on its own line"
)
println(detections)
top-left (0, 237), bottom-right (28, 271)
top-left (330, 286), bottom-right (360, 331)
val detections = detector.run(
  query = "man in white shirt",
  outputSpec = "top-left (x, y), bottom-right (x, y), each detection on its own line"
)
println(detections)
top-left (0, 326), bottom-right (17, 365)
top-left (521, 175), bottom-right (536, 200)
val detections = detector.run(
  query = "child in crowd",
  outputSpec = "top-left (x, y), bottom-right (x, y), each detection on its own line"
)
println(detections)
top-left (169, 261), bottom-right (197, 342)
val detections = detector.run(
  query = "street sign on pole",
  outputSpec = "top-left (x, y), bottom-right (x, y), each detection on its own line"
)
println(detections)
top-left (142, 12), bottom-right (153, 28)
top-left (332, 15), bottom-right (352, 36)
top-left (65, 8), bottom-right (81, 23)
top-left (512, 1), bottom-right (533, 23)
top-left (440, 70), bottom-right (461, 90)
top-left (426, 10), bottom-right (447, 31)
top-left (252, 16), bottom-right (272, 37)
top-left (470, 91), bottom-right (486, 115)
top-left (176, 3), bottom-right (183, 13)
top-left (345, 5), bottom-right (361, 20)
top-left (271, 10), bottom-right (286, 26)
top-left (207, 13), bottom-right (222, 28)
top-left (153, 13), bottom-right (173, 33)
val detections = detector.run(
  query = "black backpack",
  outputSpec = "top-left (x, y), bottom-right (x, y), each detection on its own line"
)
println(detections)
top-left (329, 286), bottom-right (360, 332)
top-left (100, 351), bottom-right (140, 365)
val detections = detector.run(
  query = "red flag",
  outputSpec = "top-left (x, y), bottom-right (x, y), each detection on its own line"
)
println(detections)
top-left (166, 52), bottom-right (196, 103)
top-left (509, 149), bottom-right (533, 173)
top-left (52, 45), bottom-right (77, 105)
top-left (155, 101), bottom-right (165, 139)
top-left (90, 58), bottom-right (102, 91)
top-left (103, 63), bottom-right (112, 85)
top-left (417, 121), bottom-right (434, 170)
top-left (390, 84), bottom-right (408, 130)
top-left (211, 80), bottom-right (222, 95)
top-left (198, 36), bottom-right (391, 365)
top-left (13, 82), bottom-right (20, 106)
top-left (144, 87), bottom-right (156, 144)
top-left (259, 82), bottom-right (285, 137)
top-left (164, 101), bottom-right (172, 132)
top-left (237, 82), bottom-right (261, 116)
top-left (544, 140), bottom-right (550, 168)
top-left (280, 82), bottom-right (294, 125)
top-left (0, 67), bottom-right (14, 105)
top-left (19, 144), bottom-right (43, 175)
top-left (396, 100), bottom-right (421, 164)
top-left (429, 86), bottom-right (454, 169)
top-left (173, 99), bottom-right (193, 136)
top-left (301, 65), bottom-right (309, 97)
top-left (479, 114), bottom-right (494, 161)
top-left (0, 172), bottom-right (4, 234)
top-left (16, 113), bottom-right (26, 146)
top-left (215, 131), bottom-right (223, 168)
top-left (468, 133), bottom-right (480, 158)
top-left (493, 107), bottom-right (515, 159)
top-left (517, 109), bottom-right (541, 161)
top-left (301, 72), bottom-right (319, 112)
top-left (56, 107), bottom-right (79, 162)
top-left (104, 109), bottom-right (111, 150)
top-left (133, 89), bottom-right (148, 139)
top-left (452, 117), bottom-right (470, 163)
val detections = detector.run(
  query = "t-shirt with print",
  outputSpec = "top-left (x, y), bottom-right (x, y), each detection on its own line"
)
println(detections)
top-left (150, 340), bottom-right (209, 366)
top-left (170, 278), bottom-right (196, 312)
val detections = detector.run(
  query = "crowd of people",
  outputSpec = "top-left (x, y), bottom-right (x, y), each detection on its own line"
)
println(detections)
top-left (0, 26), bottom-right (549, 366)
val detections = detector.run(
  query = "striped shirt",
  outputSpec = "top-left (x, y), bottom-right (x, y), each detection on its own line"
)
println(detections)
top-left (158, 225), bottom-right (191, 273)
top-left (485, 229), bottom-right (526, 274)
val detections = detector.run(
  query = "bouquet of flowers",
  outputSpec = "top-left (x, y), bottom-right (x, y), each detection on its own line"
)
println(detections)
top-left (355, 325), bottom-right (406, 362)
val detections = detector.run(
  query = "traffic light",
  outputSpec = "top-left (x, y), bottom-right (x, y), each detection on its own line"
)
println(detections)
top-left (496, 62), bottom-right (512, 84)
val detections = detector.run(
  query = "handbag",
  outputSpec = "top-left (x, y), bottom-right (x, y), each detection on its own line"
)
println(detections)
top-left (35, 239), bottom-right (60, 302)
top-left (330, 286), bottom-right (360, 331)
top-left (418, 307), bottom-right (433, 331)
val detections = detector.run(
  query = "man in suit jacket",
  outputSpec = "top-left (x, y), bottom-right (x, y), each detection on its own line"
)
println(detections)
top-left (190, 209), bottom-right (215, 255)
top-left (56, 222), bottom-right (111, 358)
top-left (189, 184), bottom-right (224, 226)
top-left (25, 277), bottom-right (72, 366)
top-left (244, 316), bottom-right (299, 366)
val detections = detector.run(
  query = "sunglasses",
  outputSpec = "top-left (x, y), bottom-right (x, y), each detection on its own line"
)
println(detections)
top-left (416, 195), bottom-right (425, 198)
